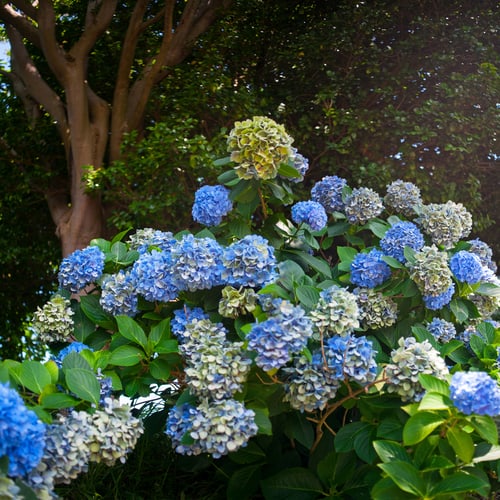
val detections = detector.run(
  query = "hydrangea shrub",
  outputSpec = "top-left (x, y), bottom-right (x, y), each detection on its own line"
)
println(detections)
top-left (1, 117), bottom-right (499, 498)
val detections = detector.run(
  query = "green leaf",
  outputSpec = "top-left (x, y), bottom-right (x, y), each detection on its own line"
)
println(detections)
top-left (418, 392), bottom-right (450, 411)
top-left (214, 156), bottom-right (233, 168)
top-left (450, 298), bottom-right (469, 323)
top-left (469, 415), bottom-right (498, 444)
top-left (80, 295), bottom-right (115, 330)
top-left (381, 255), bottom-right (405, 269)
top-left (149, 358), bottom-right (173, 380)
top-left (337, 246), bottom-right (358, 263)
top-left (227, 464), bottom-right (262, 500)
top-left (473, 443), bottom-right (500, 463)
top-left (403, 412), bottom-right (445, 445)
top-left (429, 471), bottom-right (489, 496)
top-left (278, 162), bottom-right (301, 178)
top-left (155, 338), bottom-right (179, 354)
top-left (292, 251), bottom-right (332, 278)
top-left (65, 368), bottom-right (101, 405)
top-left (447, 427), bottom-right (475, 463)
top-left (373, 440), bottom-right (411, 464)
top-left (335, 422), bottom-right (370, 453)
top-left (90, 238), bottom-right (111, 253)
top-left (228, 441), bottom-right (266, 465)
top-left (366, 220), bottom-right (389, 238)
top-left (260, 467), bottom-right (324, 500)
top-left (295, 285), bottom-right (320, 309)
top-left (377, 461), bottom-right (426, 497)
top-left (115, 315), bottom-right (148, 349)
top-left (371, 477), bottom-right (416, 500)
top-left (109, 345), bottom-right (145, 366)
top-left (41, 392), bottom-right (79, 409)
top-left (248, 406), bottom-right (272, 435)
top-left (149, 318), bottom-right (171, 346)
top-left (17, 361), bottom-right (52, 394)
top-left (284, 411), bottom-right (315, 449)
top-left (418, 374), bottom-right (450, 395)
top-left (62, 351), bottom-right (92, 371)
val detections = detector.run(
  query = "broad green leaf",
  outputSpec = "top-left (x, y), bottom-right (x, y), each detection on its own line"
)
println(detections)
top-left (65, 368), bottom-right (101, 405)
top-left (429, 471), bottom-right (489, 496)
top-left (214, 156), bottom-right (234, 169)
top-left (381, 255), bottom-right (404, 269)
top-left (90, 238), bottom-right (111, 253)
top-left (41, 392), bottom-right (79, 409)
top-left (366, 220), bottom-right (389, 238)
top-left (371, 477), bottom-right (416, 500)
top-left (62, 351), bottom-right (92, 371)
top-left (278, 162), bottom-right (301, 178)
top-left (284, 411), bottom-right (315, 449)
top-left (335, 422), bottom-right (370, 453)
top-left (149, 318), bottom-right (171, 346)
top-left (73, 305), bottom-right (97, 342)
top-left (373, 440), bottom-right (411, 464)
top-left (292, 251), bottom-right (332, 278)
top-left (228, 441), bottom-right (266, 465)
top-left (149, 358), bottom-right (173, 380)
top-left (227, 464), bottom-right (262, 500)
top-left (353, 424), bottom-right (377, 463)
top-left (248, 406), bottom-right (272, 436)
top-left (447, 427), bottom-right (474, 463)
top-left (469, 415), bottom-right (498, 444)
top-left (155, 339), bottom-right (179, 354)
top-left (377, 461), bottom-right (426, 496)
top-left (418, 374), bottom-right (450, 395)
top-left (473, 443), bottom-right (500, 463)
top-left (296, 285), bottom-right (320, 309)
top-left (327, 221), bottom-right (350, 237)
top-left (109, 345), bottom-right (145, 366)
top-left (17, 361), bottom-right (52, 394)
top-left (116, 315), bottom-right (148, 349)
top-left (260, 467), bottom-right (324, 500)
top-left (45, 360), bottom-right (59, 384)
top-left (450, 298), bottom-right (469, 323)
top-left (403, 412), bottom-right (445, 445)
top-left (337, 246), bottom-right (358, 263)
top-left (80, 295), bottom-right (115, 330)
top-left (109, 241), bottom-right (128, 262)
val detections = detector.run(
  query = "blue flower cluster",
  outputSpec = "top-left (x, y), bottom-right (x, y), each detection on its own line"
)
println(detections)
top-left (290, 148), bottom-right (309, 182)
top-left (423, 283), bottom-right (455, 310)
top-left (291, 200), bottom-right (328, 231)
top-left (384, 180), bottom-right (422, 217)
top-left (131, 250), bottom-right (178, 302)
top-left (58, 246), bottom-right (105, 293)
top-left (222, 234), bottom-right (277, 287)
top-left (170, 234), bottom-right (224, 291)
top-left (350, 249), bottom-right (391, 288)
top-left (247, 300), bottom-right (313, 371)
top-left (166, 399), bottom-right (258, 458)
top-left (450, 251), bottom-right (483, 284)
top-left (380, 221), bottom-right (425, 263)
top-left (170, 306), bottom-right (209, 342)
top-left (467, 238), bottom-right (497, 272)
top-left (0, 383), bottom-right (46, 477)
top-left (192, 185), bottom-right (233, 227)
top-left (344, 187), bottom-right (384, 225)
top-left (127, 228), bottom-right (177, 254)
top-left (450, 371), bottom-right (500, 416)
top-left (311, 175), bottom-right (347, 213)
top-left (427, 318), bottom-right (457, 343)
top-left (100, 270), bottom-right (138, 316)
top-left (320, 333), bottom-right (378, 385)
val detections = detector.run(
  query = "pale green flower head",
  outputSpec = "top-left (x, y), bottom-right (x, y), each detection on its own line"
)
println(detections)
top-left (227, 116), bottom-right (294, 180)
top-left (218, 285), bottom-right (258, 318)
top-left (32, 294), bottom-right (74, 343)
top-left (408, 245), bottom-right (452, 296)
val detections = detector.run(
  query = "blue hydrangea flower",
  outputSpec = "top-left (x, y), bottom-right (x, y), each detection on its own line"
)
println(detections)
top-left (171, 306), bottom-right (209, 342)
top-left (222, 235), bottom-right (277, 287)
top-left (192, 185), bottom-right (233, 227)
top-left (165, 403), bottom-right (204, 456)
top-left (0, 383), bottom-right (46, 477)
top-left (384, 180), bottom-right (422, 217)
top-left (127, 228), bottom-right (177, 254)
top-left (247, 300), bottom-right (313, 371)
top-left (310, 175), bottom-right (348, 213)
top-left (450, 251), bottom-right (484, 284)
top-left (171, 234), bottom-right (224, 291)
top-left (100, 270), bottom-right (138, 317)
top-left (291, 200), bottom-right (327, 231)
top-left (53, 342), bottom-right (91, 367)
top-left (344, 187), bottom-right (384, 225)
top-left (130, 250), bottom-right (178, 302)
top-left (289, 148), bottom-right (309, 182)
top-left (450, 371), bottom-right (500, 416)
top-left (350, 249), bottom-right (391, 288)
top-left (423, 283), bottom-right (455, 310)
top-left (319, 334), bottom-right (378, 385)
top-left (427, 318), bottom-right (457, 343)
top-left (380, 221), bottom-right (425, 263)
top-left (467, 238), bottom-right (497, 272)
top-left (58, 246), bottom-right (105, 293)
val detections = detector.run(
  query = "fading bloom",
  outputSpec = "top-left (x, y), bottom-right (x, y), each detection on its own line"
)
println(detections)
top-left (192, 185), bottom-right (233, 227)
top-left (309, 286), bottom-right (359, 338)
top-left (100, 270), bottom-right (138, 317)
top-left (179, 319), bottom-right (228, 356)
top-left (450, 251), bottom-right (483, 284)
top-left (291, 200), bottom-right (328, 231)
top-left (354, 288), bottom-right (398, 329)
top-left (350, 249), bottom-right (391, 288)
top-left (344, 187), bottom-right (384, 225)
top-left (384, 180), bottom-right (422, 217)
top-left (321, 333), bottom-right (378, 385)
top-left (247, 300), bottom-right (313, 371)
top-left (218, 286), bottom-right (258, 318)
top-left (311, 175), bottom-right (348, 213)
top-left (450, 371), bottom-right (500, 416)
top-left (467, 238), bottom-right (497, 272)
top-left (170, 307), bottom-right (210, 342)
top-left (427, 318), bottom-right (457, 343)
top-left (0, 383), bottom-right (46, 477)
top-left (423, 284), bottom-right (455, 311)
top-left (32, 294), bottom-right (74, 343)
top-left (283, 356), bottom-right (339, 413)
top-left (58, 246), bottom-right (105, 293)
top-left (131, 250), bottom-right (178, 302)
top-left (227, 116), bottom-right (294, 180)
top-left (289, 148), bottom-right (309, 182)
top-left (380, 221), bottom-right (425, 263)
top-left (408, 245), bottom-right (453, 297)
top-left (127, 228), bottom-right (177, 254)
top-left (222, 235), bottom-right (277, 287)
top-left (384, 337), bottom-right (449, 402)
top-left (416, 201), bottom-right (472, 249)
top-left (171, 234), bottom-right (224, 291)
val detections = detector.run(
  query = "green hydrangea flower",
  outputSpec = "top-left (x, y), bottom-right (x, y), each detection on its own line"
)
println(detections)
top-left (32, 294), bottom-right (74, 343)
top-left (227, 116), bottom-right (294, 180)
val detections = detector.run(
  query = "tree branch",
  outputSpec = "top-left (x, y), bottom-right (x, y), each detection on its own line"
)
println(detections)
top-left (70, 0), bottom-right (118, 60)
top-left (0, 3), bottom-right (40, 48)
